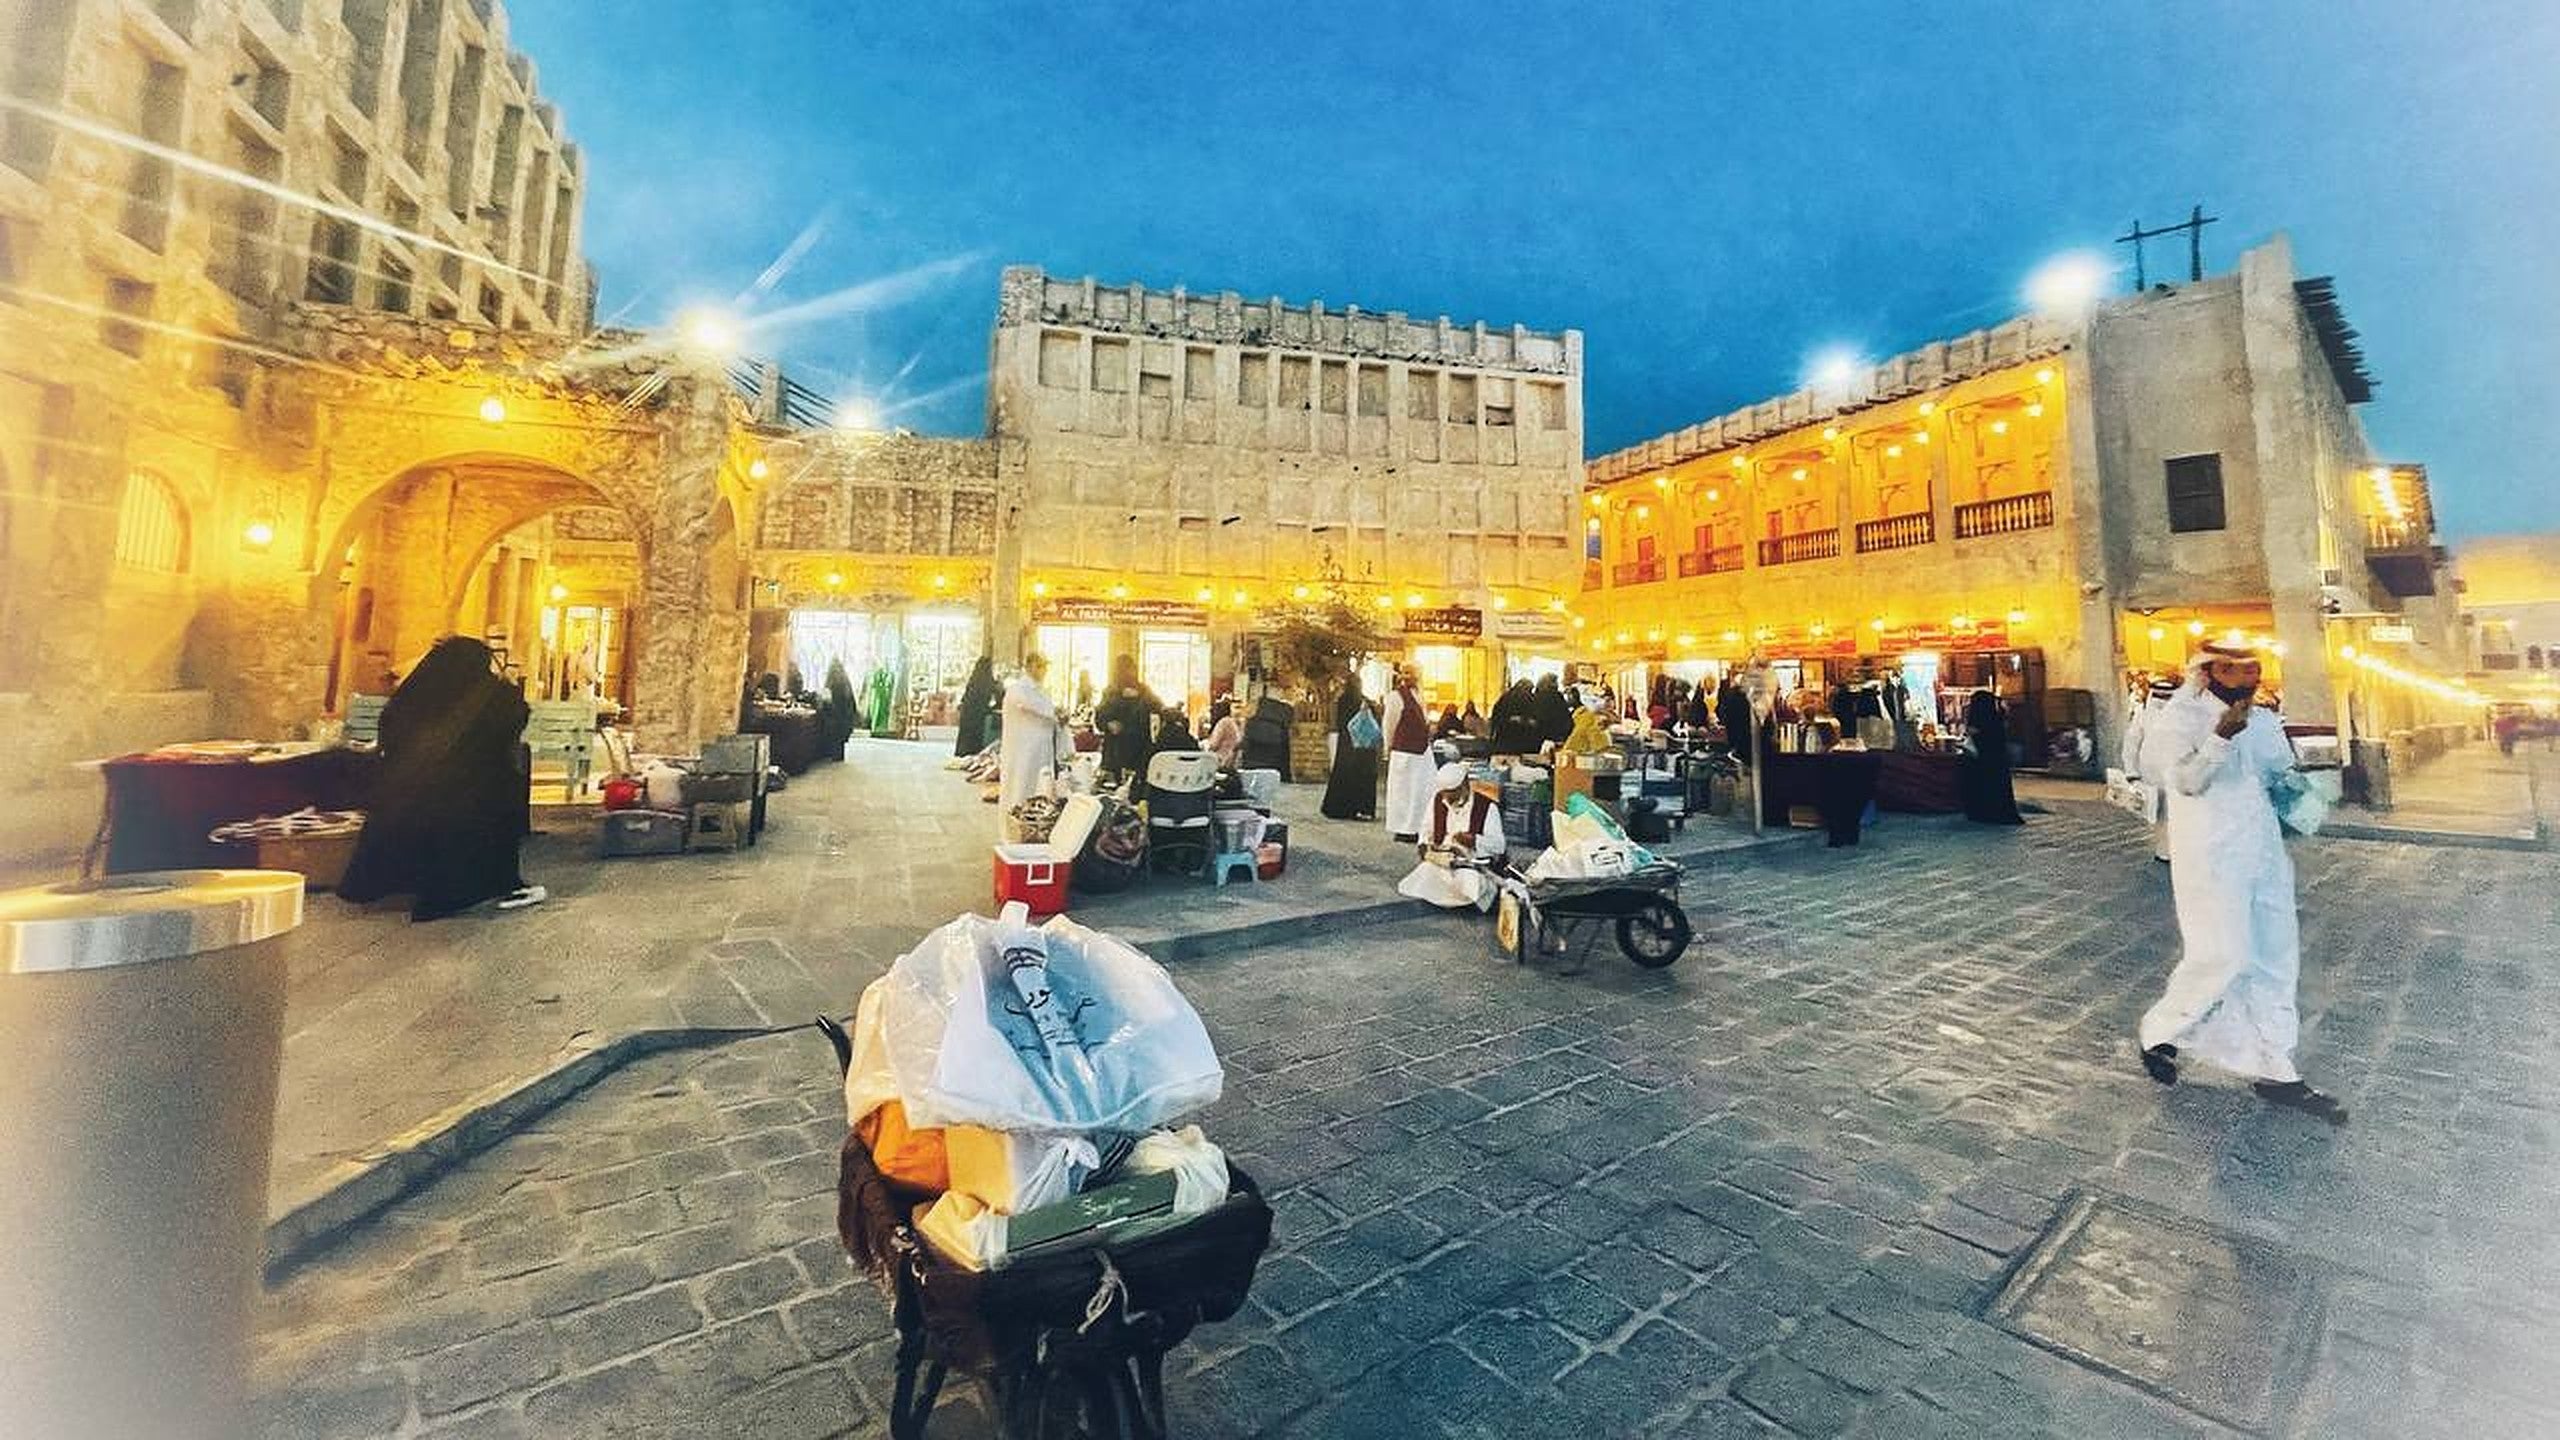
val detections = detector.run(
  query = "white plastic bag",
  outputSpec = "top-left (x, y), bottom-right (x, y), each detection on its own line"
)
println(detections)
top-left (1127, 1126), bottom-right (1230, 1217)
top-left (844, 902), bottom-right (1224, 1135)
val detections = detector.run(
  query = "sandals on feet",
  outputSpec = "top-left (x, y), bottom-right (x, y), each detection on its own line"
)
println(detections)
top-left (2140, 1043), bottom-right (2180, 1086)
top-left (496, 885), bottom-right (547, 911)
top-left (2253, 1079), bottom-right (2349, 1126)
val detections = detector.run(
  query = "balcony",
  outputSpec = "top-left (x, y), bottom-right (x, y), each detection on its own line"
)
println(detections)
top-left (1677, 545), bottom-right (1745, 578)
top-left (2364, 516), bottom-right (2440, 597)
top-left (1756, 529), bottom-right (1841, 567)
top-left (1612, 557), bottom-right (1665, 586)
top-left (1952, 490), bottom-right (2054, 539)
top-left (1855, 512), bottom-right (1934, 553)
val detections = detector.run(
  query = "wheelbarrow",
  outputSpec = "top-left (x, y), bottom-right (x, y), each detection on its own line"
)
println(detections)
top-left (816, 1016), bottom-right (1272, 1439)
top-left (1479, 858), bottom-right (1693, 971)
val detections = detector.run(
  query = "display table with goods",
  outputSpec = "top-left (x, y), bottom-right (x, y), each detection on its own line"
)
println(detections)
top-left (742, 702), bottom-right (823, 774)
top-left (89, 743), bottom-right (381, 875)
top-left (1758, 746), bottom-right (1887, 846)
top-left (824, 903), bottom-right (1269, 1440)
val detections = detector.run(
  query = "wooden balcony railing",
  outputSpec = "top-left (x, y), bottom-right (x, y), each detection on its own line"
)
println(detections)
top-left (1677, 545), bottom-right (1746, 578)
top-left (2364, 516), bottom-right (2431, 553)
top-left (1611, 557), bottom-right (1665, 586)
top-left (1952, 490), bottom-right (2054, 539)
top-left (1855, 512), bottom-right (1935, 553)
top-left (1756, 529), bottom-right (1842, 567)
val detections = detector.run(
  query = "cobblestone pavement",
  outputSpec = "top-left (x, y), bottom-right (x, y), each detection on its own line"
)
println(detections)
top-left (254, 802), bottom-right (2560, 1439)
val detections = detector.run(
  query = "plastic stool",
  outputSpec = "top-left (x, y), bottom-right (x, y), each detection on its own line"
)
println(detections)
top-left (687, 801), bottom-right (745, 853)
top-left (1208, 851), bottom-right (1258, 887)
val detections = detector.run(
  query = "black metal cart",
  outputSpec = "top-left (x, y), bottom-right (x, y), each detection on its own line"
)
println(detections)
top-left (819, 1018), bottom-right (1273, 1440)
top-left (1486, 859), bottom-right (1692, 970)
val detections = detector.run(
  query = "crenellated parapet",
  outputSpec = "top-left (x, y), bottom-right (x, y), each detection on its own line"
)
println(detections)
top-left (997, 265), bottom-right (1580, 376)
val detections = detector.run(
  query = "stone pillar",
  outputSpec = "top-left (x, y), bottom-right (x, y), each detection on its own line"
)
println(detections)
top-left (626, 383), bottom-right (737, 752)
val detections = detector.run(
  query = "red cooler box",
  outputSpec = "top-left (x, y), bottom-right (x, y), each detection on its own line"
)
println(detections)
top-left (992, 842), bottom-right (1070, 918)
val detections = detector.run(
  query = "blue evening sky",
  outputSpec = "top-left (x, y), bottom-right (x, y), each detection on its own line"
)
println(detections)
top-left (508, 0), bottom-right (2558, 541)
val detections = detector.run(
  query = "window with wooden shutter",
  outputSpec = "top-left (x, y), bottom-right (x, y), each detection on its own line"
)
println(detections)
top-left (2165, 453), bottom-right (2226, 533)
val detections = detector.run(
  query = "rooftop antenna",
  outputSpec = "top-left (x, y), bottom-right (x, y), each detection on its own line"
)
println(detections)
top-left (2115, 204), bottom-right (2220, 288)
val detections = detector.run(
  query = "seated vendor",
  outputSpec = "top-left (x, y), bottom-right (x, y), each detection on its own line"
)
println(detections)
top-left (1396, 761), bottom-right (1508, 911)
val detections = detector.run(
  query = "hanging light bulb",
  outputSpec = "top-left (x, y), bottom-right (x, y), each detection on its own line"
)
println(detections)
top-left (1730, 455), bottom-right (1749, 470)
top-left (1030, 580), bottom-right (1049, 597)
top-left (747, 457), bottom-right (769, 480)
top-left (1292, 583), bottom-right (1311, 599)
top-left (2005, 608), bottom-right (2028, 625)
top-left (824, 571), bottom-right (844, 588)
top-left (477, 395), bottom-right (507, 424)
top-left (1195, 585), bottom-right (1214, 602)
top-left (1821, 426), bottom-right (1840, 442)
top-left (1109, 582), bottom-right (1130, 598)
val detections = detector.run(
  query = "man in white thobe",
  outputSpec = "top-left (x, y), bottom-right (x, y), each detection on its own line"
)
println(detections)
top-left (998, 653), bottom-right (1068, 817)
top-left (1380, 668), bottom-right (1436, 842)
top-left (2136, 641), bottom-right (2346, 1125)
top-left (2121, 675), bottom-right (2179, 863)
top-left (1397, 762), bottom-right (1508, 910)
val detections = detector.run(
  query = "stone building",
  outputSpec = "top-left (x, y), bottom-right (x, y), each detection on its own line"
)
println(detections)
top-left (743, 429), bottom-right (1000, 725)
top-left (1575, 236), bottom-right (2463, 768)
top-left (2455, 534), bottom-right (2560, 702)
top-left (986, 265), bottom-right (1585, 713)
top-left (0, 0), bottom-right (767, 864)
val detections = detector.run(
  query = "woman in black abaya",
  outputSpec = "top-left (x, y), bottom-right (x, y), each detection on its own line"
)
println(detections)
top-left (1959, 689), bottom-right (2026, 825)
top-left (1320, 676), bottom-right (1379, 820)
top-left (339, 636), bottom-right (542, 919)
top-left (953, 655), bottom-right (998, 757)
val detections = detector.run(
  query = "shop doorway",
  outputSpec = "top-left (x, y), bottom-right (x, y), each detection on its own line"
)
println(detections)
top-left (1035, 624), bottom-right (1112, 712)
top-left (791, 610), bottom-right (895, 698)
top-left (538, 603), bottom-right (624, 703)
top-left (1140, 630), bottom-right (1212, 721)
top-left (904, 612), bottom-right (983, 729)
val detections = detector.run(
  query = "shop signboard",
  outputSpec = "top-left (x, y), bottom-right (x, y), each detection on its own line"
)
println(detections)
top-left (2366, 623), bottom-right (2414, 643)
top-left (1035, 597), bottom-right (1211, 628)
top-left (1491, 610), bottom-right (1568, 644)
top-left (1401, 606), bottom-right (1484, 640)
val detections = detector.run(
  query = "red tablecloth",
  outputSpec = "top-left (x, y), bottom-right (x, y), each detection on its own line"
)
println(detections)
top-left (97, 748), bottom-right (379, 874)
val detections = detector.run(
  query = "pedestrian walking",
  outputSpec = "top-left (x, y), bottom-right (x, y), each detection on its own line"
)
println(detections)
top-left (2122, 674), bottom-right (2179, 862)
top-left (1321, 674), bottom-right (1380, 820)
top-left (1958, 690), bottom-right (2024, 824)
top-left (2135, 641), bottom-right (2347, 1124)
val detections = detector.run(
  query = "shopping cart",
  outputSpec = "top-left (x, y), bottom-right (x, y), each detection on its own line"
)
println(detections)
top-left (817, 1017), bottom-right (1273, 1440)
top-left (1476, 858), bottom-right (1692, 971)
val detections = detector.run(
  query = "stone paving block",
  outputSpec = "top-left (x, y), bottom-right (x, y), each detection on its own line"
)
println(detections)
top-left (1345, 1206), bottom-right (1445, 1263)
top-left (252, 1365), bottom-right (411, 1440)
top-left (1668, 1284), bottom-right (1790, 1355)
top-left (697, 1253), bottom-right (807, 1321)
top-left (518, 1356), bottom-right (675, 1440)
top-left (1279, 1303), bottom-right (1407, 1388)
top-left (1451, 1310), bottom-right (1580, 1385)
top-left (1246, 1254), bottom-right (1338, 1320)
top-left (640, 1219), bottom-right (769, 1281)
top-left (1680, 1181), bottom-right (1796, 1238)
top-left (373, 1288), bottom-right (525, 1361)
top-left (1634, 1203), bottom-right (1748, 1271)
top-left (1534, 1272), bottom-right (1637, 1341)
top-left (1782, 1314), bottom-right (1925, 1394)
top-left (1732, 1354), bottom-right (1871, 1438)
top-left (1576, 1238), bottom-right (1691, 1310)
top-left (647, 1314), bottom-right (804, 1403)
top-left (559, 1285), bottom-right (705, 1370)
top-left (414, 1320), bottom-right (563, 1417)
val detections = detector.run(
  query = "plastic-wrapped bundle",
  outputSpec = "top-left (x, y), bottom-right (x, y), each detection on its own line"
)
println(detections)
top-left (845, 902), bottom-right (1223, 1136)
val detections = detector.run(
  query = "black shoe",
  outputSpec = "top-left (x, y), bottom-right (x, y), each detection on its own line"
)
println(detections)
top-left (1391, 832), bottom-right (1417, 844)
top-left (2254, 1080), bottom-right (2349, 1126)
top-left (2141, 1043), bottom-right (2180, 1085)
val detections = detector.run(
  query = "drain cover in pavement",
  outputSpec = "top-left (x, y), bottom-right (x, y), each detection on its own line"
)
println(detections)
top-left (1985, 1190), bottom-right (2322, 1434)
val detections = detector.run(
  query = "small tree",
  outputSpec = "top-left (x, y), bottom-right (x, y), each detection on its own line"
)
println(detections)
top-left (1265, 559), bottom-right (1388, 718)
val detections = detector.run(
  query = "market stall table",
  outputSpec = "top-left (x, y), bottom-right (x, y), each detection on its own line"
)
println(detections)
top-left (743, 704), bottom-right (823, 774)
top-left (89, 743), bottom-right (380, 875)
top-left (1758, 748), bottom-right (1886, 846)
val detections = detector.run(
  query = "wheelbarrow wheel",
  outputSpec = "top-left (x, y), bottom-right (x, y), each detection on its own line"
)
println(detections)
top-left (1616, 899), bottom-right (1691, 968)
